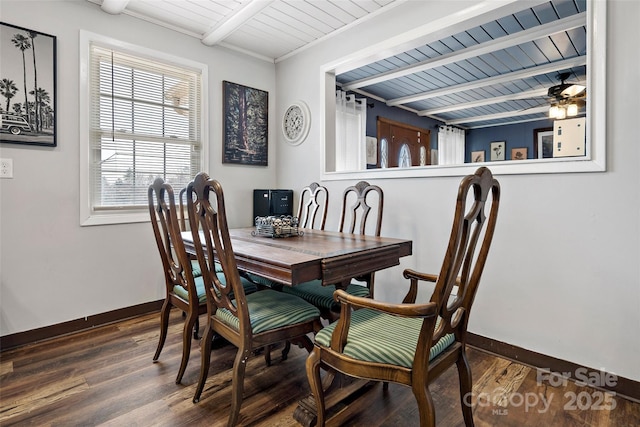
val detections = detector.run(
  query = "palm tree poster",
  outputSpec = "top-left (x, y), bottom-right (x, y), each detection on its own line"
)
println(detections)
top-left (0, 22), bottom-right (56, 147)
top-left (222, 81), bottom-right (268, 166)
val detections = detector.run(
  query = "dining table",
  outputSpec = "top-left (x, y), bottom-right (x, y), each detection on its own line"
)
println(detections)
top-left (181, 226), bottom-right (412, 289)
top-left (181, 226), bottom-right (413, 426)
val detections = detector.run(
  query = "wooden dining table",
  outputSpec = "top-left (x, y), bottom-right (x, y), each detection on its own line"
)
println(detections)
top-left (181, 227), bottom-right (412, 289)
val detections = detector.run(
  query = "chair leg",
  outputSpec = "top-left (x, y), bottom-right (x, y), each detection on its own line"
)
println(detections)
top-left (193, 324), bottom-right (214, 403)
top-left (153, 300), bottom-right (171, 361)
top-left (412, 381), bottom-right (436, 427)
top-left (264, 345), bottom-right (272, 367)
top-left (456, 350), bottom-right (475, 427)
top-left (306, 348), bottom-right (327, 427)
top-left (193, 315), bottom-right (200, 340)
top-left (228, 346), bottom-right (251, 426)
top-left (281, 341), bottom-right (291, 361)
top-left (176, 310), bottom-right (197, 384)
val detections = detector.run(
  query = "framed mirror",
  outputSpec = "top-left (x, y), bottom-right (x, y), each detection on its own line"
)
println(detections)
top-left (322, 0), bottom-right (606, 179)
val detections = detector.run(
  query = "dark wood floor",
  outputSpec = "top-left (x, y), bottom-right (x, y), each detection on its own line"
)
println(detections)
top-left (1, 309), bottom-right (639, 426)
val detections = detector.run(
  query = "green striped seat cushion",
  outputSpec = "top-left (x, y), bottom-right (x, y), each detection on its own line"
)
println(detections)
top-left (244, 272), bottom-right (280, 288)
top-left (173, 273), bottom-right (258, 304)
top-left (214, 289), bottom-right (320, 334)
top-left (282, 280), bottom-right (370, 310)
top-left (315, 308), bottom-right (455, 368)
top-left (189, 260), bottom-right (223, 278)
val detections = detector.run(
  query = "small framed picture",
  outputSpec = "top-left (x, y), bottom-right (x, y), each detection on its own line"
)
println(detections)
top-left (471, 150), bottom-right (485, 163)
top-left (511, 147), bottom-right (528, 160)
top-left (534, 127), bottom-right (554, 159)
top-left (490, 141), bottom-right (505, 161)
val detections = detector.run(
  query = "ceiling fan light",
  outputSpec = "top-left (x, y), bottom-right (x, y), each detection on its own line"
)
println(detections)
top-left (549, 105), bottom-right (559, 118)
top-left (567, 103), bottom-right (579, 116)
top-left (556, 106), bottom-right (567, 120)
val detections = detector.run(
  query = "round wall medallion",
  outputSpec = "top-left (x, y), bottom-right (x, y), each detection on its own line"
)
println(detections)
top-left (282, 101), bottom-right (311, 145)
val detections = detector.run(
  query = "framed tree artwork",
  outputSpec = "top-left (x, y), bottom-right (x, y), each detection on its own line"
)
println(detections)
top-left (0, 22), bottom-right (57, 147)
top-left (222, 81), bottom-right (268, 166)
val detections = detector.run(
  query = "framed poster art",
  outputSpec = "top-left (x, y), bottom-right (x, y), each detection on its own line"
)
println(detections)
top-left (222, 81), bottom-right (268, 166)
top-left (490, 141), bottom-right (505, 161)
top-left (0, 22), bottom-right (57, 147)
top-left (534, 127), bottom-right (554, 159)
top-left (471, 150), bottom-right (485, 163)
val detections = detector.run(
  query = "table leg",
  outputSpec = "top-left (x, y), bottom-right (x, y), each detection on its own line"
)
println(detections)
top-left (293, 368), bottom-right (372, 427)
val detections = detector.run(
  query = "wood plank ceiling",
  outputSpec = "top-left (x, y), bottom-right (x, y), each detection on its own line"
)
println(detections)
top-left (91, 0), bottom-right (588, 129)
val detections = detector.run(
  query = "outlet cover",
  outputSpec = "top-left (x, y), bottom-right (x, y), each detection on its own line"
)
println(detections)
top-left (1, 158), bottom-right (14, 178)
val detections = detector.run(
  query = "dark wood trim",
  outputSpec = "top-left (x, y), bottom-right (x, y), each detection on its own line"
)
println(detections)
top-left (468, 332), bottom-right (640, 404)
top-left (0, 300), bottom-right (163, 351)
top-left (376, 116), bottom-right (430, 133)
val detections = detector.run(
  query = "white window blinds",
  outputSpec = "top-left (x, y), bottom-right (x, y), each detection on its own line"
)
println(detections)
top-left (88, 43), bottom-right (202, 213)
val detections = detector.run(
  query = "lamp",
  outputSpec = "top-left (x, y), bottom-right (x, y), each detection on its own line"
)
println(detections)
top-left (566, 103), bottom-right (579, 116)
top-left (549, 101), bottom-right (579, 120)
top-left (549, 105), bottom-right (566, 120)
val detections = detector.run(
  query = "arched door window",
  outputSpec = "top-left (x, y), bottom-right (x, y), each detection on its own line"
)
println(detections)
top-left (398, 144), bottom-right (411, 168)
top-left (380, 138), bottom-right (388, 168)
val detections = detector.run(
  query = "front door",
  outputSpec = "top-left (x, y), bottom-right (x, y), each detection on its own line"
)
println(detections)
top-left (376, 117), bottom-right (430, 168)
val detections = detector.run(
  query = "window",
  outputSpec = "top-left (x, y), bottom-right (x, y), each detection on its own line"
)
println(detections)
top-left (322, 0), bottom-right (606, 180)
top-left (80, 31), bottom-right (207, 225)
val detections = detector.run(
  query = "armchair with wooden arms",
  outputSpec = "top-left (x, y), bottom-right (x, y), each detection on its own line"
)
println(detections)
top-left (305, 167), bottom-right (500, 426)
top-left (283, 180), bottom-right (383, 321)
top-left (186, 172), bottom-right (323, 426)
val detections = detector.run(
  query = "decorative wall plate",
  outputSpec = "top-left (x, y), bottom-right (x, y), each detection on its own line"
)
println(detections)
top-left (282, 101), bottom-right (311, 145)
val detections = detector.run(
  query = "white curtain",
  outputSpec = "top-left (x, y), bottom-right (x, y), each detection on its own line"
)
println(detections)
top-left (437, 126), bottom-right (465, 165)
top-left (335, 90), bottom-right (367, 171)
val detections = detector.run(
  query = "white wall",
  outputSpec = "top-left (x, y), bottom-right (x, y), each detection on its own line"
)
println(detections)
top-left (275, 0), bottom-right (640, 382)
top-left (0, 1), bottom-right (277, 335)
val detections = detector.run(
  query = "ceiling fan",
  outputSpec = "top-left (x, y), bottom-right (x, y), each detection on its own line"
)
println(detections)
top-left (547, 72), bottom-right (586, 119)
top-left (547, 72), bottom-right (586, 99)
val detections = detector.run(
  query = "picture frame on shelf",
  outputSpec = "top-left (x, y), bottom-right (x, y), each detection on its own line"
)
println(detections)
top-left (511, 147), bottom-right (528, 160)
top-left (471, 150), bottom-right (485, 163)
top-left (0, 22), bottom-right (57, 147)
top-left (490, 141), bottom-right (505, 161)
top-left (534, 127), bottom-right (554, 159)
top-left (222, 80), bottom-right (268, 166)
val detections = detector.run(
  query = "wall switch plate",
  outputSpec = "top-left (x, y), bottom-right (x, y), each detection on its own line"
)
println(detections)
top-left (1, 158), bottom-right (14, 178)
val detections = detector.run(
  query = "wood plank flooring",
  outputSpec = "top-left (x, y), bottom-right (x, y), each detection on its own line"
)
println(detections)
top-left (1, 309), bottom-right (639, 426)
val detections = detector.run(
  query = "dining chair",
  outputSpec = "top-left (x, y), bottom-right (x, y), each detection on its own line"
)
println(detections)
top-left (282, 180), bottom-right (383, 321)
top-left (305, 166), bottom-right (500, 427)
top-left (186, 172), bottom-right (323, 425)
top-left (148, 178), bottom-right (208, 384)
top-left (298, 182), bottom-right (329, 230)
top-left (149, 178), bottom-right (258, 384)
top-left (246, 181), bottom-right (329, 362)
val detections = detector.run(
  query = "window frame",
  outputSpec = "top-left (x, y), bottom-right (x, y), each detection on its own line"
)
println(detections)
top-left (79, 30), bottom-right (208, 226)
top-left (321, 0), bottom-right (606, 180)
